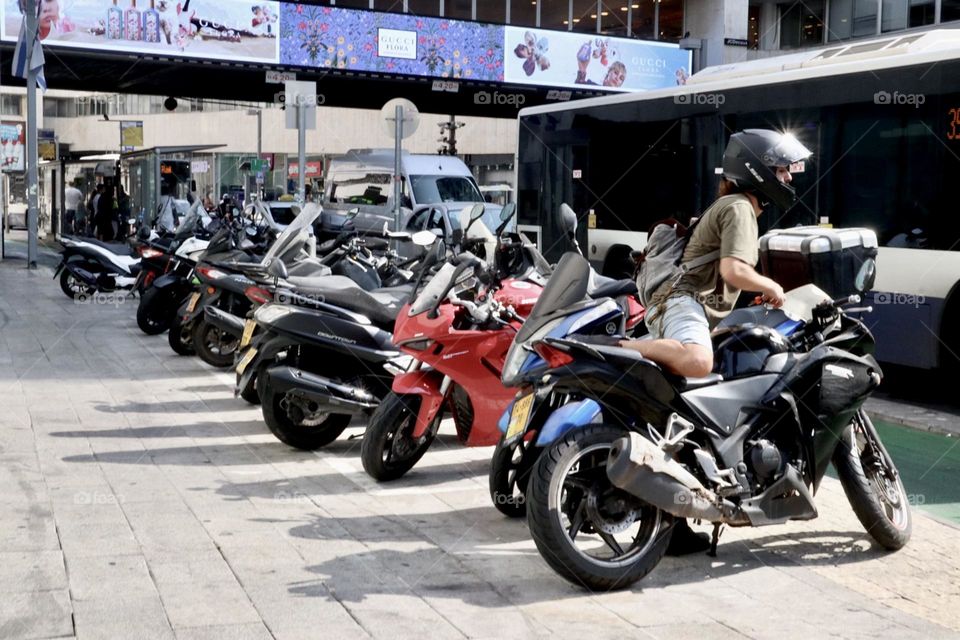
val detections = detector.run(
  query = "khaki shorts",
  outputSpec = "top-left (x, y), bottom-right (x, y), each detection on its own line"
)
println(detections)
top-left (644, 295), bottom-right (712, 351)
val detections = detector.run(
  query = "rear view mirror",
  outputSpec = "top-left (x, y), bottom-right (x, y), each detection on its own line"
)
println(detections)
top-left (412, 230), bottom-right (437, 247)
top-left (855, 258), bottom-right (877, 293)
top-left (347, 207), bottom-right (360, 220)
top-left (499, 203), bottom-right (517, 223)
top-left (267, 258), bottom-right (288, 279)
top-left (559, 204), bottom-right (578, 235)
top-left (469, 203), bottom-right (486, 223)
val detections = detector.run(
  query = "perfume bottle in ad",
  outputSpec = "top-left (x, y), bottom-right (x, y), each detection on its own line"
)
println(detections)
top-left (107, 0), bottom-right (123, 40)
top-left (143, 0), bottom-right (160, 43)
top-left (125, 0), bottom-right (142, 42)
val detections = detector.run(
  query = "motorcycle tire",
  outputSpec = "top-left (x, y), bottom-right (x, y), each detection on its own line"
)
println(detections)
top-left (489, 436), bottom-right (539, 518)
top-left (168, 312), bottom-right (195, 356)
top-left (191, 318), bottom-right (239, 368)
top-left (136, 286), bottom-right (174, 335)
top-left (526, 424), bottom-right (673, 591)
top-left (833, 411), bottom-right (912, 550)
top-left (261, 382), bottom-right (351, 450)
top-left (361, 392), bottom-right (437, 482)
top-left (59, 269), bottom-right (95, 300)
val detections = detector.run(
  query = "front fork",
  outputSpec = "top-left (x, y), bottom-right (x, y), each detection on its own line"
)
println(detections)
top-left (392, 362), bottom-right (451, 439)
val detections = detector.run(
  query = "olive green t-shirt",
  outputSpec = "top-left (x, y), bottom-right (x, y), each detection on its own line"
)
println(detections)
top-left (651, 194), bottom-right (759, 326)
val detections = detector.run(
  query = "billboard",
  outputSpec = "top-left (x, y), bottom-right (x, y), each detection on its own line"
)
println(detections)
top-left (120, 120), bottom-right (143, 148)
top-left (1, 122), bottom-right (25, 172)
top-left (503, 26), bottom-right (691, 92)
top-left (2, 0), bottom-right (280, 64)
top-left (278, 5), bottom-right (504, 82)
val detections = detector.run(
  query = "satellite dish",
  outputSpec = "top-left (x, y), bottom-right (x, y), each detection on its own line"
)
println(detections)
top-left (381, 98), bottom-right (420, 140)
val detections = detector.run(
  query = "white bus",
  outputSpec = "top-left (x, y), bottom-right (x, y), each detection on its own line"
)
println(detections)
top-left (514, 29), bottom-right (960, 371)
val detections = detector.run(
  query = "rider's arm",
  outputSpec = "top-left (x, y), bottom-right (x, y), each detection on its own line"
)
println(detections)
top-left (720, 257), bottom-right (784, 307)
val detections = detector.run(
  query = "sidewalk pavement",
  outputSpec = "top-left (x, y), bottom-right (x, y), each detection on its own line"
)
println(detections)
top-left (1, 256), bottom-right (959, 640)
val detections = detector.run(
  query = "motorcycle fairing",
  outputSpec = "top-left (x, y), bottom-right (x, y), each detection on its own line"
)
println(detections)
top-left (392, 369), bottom-right (446, 438)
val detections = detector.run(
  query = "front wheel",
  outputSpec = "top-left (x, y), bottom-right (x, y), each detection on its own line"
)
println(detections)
top-left (191, 318), bottom-right (239, 368)
top-left (833, 411), bottom-right (912, 550)
top-left (361, 392), bottom-right (438, 482)
top-left (260, 381), bottom-right (351, 450)
top-left (489, 436), bottom-right (539, 518)
top-left (526, 424), bottom-right (674, 591)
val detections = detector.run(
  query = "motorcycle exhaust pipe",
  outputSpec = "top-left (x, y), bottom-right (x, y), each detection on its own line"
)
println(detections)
top-left (67, 264), bottom-right (100, 287)
top-left (265, 366), bottom-right (379, 414)
top-left (607, 433), bottom-right (748, 525)
top-left (204, 306), bottom-right (246, 336)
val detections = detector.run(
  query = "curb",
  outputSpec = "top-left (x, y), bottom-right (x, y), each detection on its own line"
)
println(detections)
top-left (865, 398), bottom-right (960, 439)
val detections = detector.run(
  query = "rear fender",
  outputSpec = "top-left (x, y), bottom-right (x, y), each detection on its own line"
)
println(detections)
top-left (535, 399), bottom-right (602, 447)
top-left (393, 370), bottom-right (446, 438)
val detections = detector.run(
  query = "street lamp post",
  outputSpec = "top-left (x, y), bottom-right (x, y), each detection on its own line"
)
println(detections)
top-left (247, 108), bottom-right (263, 198)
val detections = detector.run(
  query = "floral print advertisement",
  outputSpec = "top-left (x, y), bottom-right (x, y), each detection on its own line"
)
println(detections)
top-left (279, 4), bottom-right (504, 82)
top-left (2, 0), bottom-right (280, 64)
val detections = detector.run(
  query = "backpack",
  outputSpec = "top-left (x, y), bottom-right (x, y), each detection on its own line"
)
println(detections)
top-left (635, 214), bottom-right (720, 307)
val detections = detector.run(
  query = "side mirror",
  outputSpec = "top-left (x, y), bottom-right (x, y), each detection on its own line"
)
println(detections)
top-left (267, 258), bottom-right (288, 279)
top-left (855, 258), bottom-right (877, 293)
top-left (347, 207), bottom-right (360, 220)
top-left (412, 230), bottom-right (437, 247)
top-left (469, 203), bottom-right (486, 223)
top-left (499, 203), bottom-right (517, 223)
top-left (559, 203), bottom-right (578, 236)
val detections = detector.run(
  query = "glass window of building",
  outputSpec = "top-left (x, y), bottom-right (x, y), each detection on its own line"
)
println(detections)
top-left (333, 0), bottom-right (370, 8)
top-left (631, 1), bottom-right (654, 39)
top-left (407, 0), bottom-right (441, 16)
top-left (600, 0), bottom-right (628, 35)
top-left (657, 0), bottom-right (683, 41)
top-left (573, 0), bottom-right (598, 32)
top-left (476, 0), bottom-right (506, 23)
top-left (941, 0), bottom-right (960, 22)
top-left (1, 94), bottom-right (23, 116)
top-left (829, 0), bottom-right (878, 41)
top-left (780, 0), bottom-right (824, 48)
top-left (748, 4), bottom-right (760, 49)
top-left (908, 0), bottom-right (935, 26)
top-left (510, 0), bottom-right (537, 26)
top-left (881, 0), bottom-right (934, 31)
top-left (373, 0), bottom-right (404, 11)
top-left (445, 0), bottom-right (473, 19)
top-left (540, 0), bottom-right (570, 29)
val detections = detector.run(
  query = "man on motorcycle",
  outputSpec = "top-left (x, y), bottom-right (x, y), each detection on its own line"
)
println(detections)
top-left (617, 129), bottom-right (812, 553)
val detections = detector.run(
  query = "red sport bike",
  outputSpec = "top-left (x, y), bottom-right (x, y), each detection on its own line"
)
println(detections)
top-left (360, 205), bottom-right (645, 489)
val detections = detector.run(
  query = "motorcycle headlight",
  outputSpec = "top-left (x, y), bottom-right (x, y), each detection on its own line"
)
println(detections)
top-left (384, 354), bottom-right (415, 375)
top-left (501, 317), bottom-right (563, 387)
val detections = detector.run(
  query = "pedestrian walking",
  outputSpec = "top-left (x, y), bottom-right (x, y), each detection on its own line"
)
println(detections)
top-left (64, 179), bottom-right (83, 235)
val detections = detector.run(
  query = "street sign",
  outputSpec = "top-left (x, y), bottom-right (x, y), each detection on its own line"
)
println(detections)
top-left (266, 70), bottom-right (297, 84)
top-left (284, 80), bottom-right (318, 131)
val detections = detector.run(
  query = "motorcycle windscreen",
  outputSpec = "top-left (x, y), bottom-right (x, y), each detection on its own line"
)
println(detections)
top-left (408, 262), bottom-right (458, 316)
top-left (514, 252), bottom-right (590, 344)
top-left (261, 203), bottom-right (323, 266)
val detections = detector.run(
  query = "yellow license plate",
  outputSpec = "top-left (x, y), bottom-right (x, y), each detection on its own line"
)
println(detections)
top-left (236, 348), bottom-right (258, 376)
top-left (506, 394), bottom-right (535, 440)
top-left (185, 292), bottom-right (201, 313)
top-left (240, 319), bottom-right (256, 348)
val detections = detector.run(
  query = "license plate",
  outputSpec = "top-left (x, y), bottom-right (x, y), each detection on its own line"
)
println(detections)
top-left (240, 319), bottom-right (256, 349)
top-left (185, 292), bottom-right (201, 313)
top-left (236, 348), bottom-right (258, 376)
top-left (506, 393), bottom-right (535, 440)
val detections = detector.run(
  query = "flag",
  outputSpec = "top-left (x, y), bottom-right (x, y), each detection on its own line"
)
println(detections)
top-left (12, 15), bottom-right (47, 92)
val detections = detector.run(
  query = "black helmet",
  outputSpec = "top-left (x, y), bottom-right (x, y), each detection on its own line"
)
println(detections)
top-left (722, 129), bottom-right (812, 211)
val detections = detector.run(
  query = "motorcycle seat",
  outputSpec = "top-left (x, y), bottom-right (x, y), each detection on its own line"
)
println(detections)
top-left (66, 236), bottom-right (137, 257)
top-left (589, 278), bottom-right (638, 299)
top-left (286, 275), bottom-right (403, 325)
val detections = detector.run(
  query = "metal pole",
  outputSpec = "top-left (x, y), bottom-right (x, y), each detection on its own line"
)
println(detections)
top-left (256, 110), bottom-right (263, 199)
top-left (297, 99), bottom-right (306, 203)
top-left (25, 2), bottom-right (39, 268)
top-left (394, 104), bottom-right (403, 233)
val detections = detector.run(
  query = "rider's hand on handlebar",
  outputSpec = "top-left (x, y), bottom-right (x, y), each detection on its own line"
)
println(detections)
top-left (761, 282), bottom-right (786, 308)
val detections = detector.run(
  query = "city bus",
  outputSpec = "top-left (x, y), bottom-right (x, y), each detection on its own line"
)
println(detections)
top-left (514, 29), bottom-right (960, 371)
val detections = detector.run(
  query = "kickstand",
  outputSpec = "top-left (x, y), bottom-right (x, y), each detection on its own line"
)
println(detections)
top-left (708, 523), bottom-right (723, 558)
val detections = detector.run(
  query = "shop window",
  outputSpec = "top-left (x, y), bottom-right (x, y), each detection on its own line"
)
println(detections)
top-left (539, 0), bottom-right (569, 29)
top-left (748, 4), bottom-right (760, 49)
top-left (572, 0), bottom-right (598, 32)
top-left (780, 0), bottom-right (824, 48)
top-left (333, 0), bottom-right (371, 8)
top-left (631, 1), bottom-right (654, 39)
top-left (445, 0), bottom-right (473, 19)
top-left (908, 0), bottom-right (935, 26)
top-left (829, 0), bottom-right (878, 41)
top-left (476, 0), bottom-right (506, 23)
top-left (373, 0), bottom-right (404, 11)
top-left (600, 0), bottom-right (627, 35)
top-left (941, 0), bottom-right (960, 22)
top-left (656, 0), bottom-right (683, 42)
top-left (510, 0), bottom-right (537, 27)
top-left (408, 0), bottom-right (441, 16)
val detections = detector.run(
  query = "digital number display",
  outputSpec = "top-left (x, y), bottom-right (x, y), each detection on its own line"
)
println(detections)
top-left (948, 108), bottom-right (960, 141)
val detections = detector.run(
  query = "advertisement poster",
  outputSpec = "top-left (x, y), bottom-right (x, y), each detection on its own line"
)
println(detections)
top-left (120, 120), bottom-right (144, 148)
top-left (1, 122), bottom-right (25, 172)
top-left (2, 0), bottom-right (280, 64)
top-left (503, 26), bottom-right (692, 92)
top-left (279, 5), bottom-right (504, 82)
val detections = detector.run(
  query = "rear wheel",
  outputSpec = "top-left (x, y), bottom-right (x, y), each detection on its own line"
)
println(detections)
top-left (59, 268), bottom-right (95, 300)
top-left (137, 286), bottom-right (174, 335)
top-left (261, 381), bottom-right (351, 450)
top-left (526, 425), bottom-right (673, 591)
top-left (167, 312), bottom-right (195, 356)
top-left (489, 436), bottom-right (539, 518)
top-left (191, 318), bottom-right (239, 368)
top-left (361, 392), bottom-right (438, 481)
top-left (833, 410), bottom-right (912, 550)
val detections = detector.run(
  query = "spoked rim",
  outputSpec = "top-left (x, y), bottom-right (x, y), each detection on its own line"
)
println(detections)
top-left (66, 273), bottom-right (94, 296)
top-left (279, 394), bottom-right (330, 428)
top-left (502, 439), bottom-right (531, 507)
top-left (383, 409), bottom-right (431, 465)
top-left (553, 443), bottom-right (662, 567)
top-left (201, 325), bottom-right (239, 357)
top-left (853, 418), bottom-right (910, 531)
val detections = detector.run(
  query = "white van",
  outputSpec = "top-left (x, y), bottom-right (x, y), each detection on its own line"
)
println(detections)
top-left (321, 149), bottom-right (504, 241)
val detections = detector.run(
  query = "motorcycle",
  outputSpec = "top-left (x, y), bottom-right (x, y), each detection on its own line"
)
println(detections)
top-left (54, 232), bottom-right (158, 300)
top-left (503, 251), bottom-right (910, 590)
top-left (359, 203), bottom-right (557, 481)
